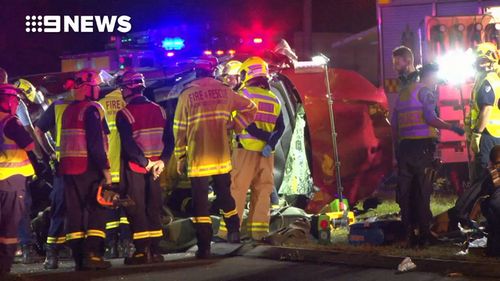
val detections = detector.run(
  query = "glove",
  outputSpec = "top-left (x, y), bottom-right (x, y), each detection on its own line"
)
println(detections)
top-left (261, 145), bottom-right (272, 158)
top-left (450, 125), bottom-right (465, 136)
top-left (176, 158), bottom-right (187, 176)
top-left (471, 132), bottom-right (481, 154)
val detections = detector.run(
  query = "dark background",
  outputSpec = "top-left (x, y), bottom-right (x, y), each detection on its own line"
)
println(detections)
top-left (0, 0), bottom-right (375, 77)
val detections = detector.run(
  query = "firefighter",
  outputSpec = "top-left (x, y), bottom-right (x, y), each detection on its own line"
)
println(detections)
top-left (481, 145), bottom-right (500, 256)
top-left (34, 88), bottom-right (75, 269)
top-left (0, 83), bottom-right (36, 277)
top-left (98, 88), bottom-right (132, 259)
top-left (228, 57), bottom-right (285, 240)
top-left (469, 42), bottom-right (500, 182)
top-left (173, 59), bottom-right (257, 258)
top-left (1, 71), bottom-right (47, 264)
top-left (59, 69), bottom-right (111, 270)
top-left (116, 70), bottom-right (172, 265)
top-left (221, 60), bottom-right (242, 91)
top-left (392, 46), bottom-right (419, 89)
top-left (392, 63), bottom-right (464, 248)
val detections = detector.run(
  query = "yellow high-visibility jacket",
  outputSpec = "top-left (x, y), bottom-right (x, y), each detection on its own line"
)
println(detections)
top-left (173, 77), bottom-right (257, 177)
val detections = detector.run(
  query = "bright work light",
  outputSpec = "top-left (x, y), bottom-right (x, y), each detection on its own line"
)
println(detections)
top-left (437, 49), bottom-right (476, 85)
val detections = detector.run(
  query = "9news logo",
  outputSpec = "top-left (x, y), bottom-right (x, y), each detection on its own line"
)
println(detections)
top-left (25, 15), bottom-right (132, 33)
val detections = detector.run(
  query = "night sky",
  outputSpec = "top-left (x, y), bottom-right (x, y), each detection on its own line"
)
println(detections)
top-left (0, 0), bottom-right (375, 77)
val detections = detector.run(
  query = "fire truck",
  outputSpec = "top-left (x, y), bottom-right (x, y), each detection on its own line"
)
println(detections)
top-left (378, 0), bottom-right (500, 191)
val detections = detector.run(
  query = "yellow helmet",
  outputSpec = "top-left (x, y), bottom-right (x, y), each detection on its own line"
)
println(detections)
top-left (222, 60), bottom-right (242, 76)
top-left (14, 79), bottom-right (37, 103)
top-left (476, 42), bottom-right (499, 64)
top-left (240, 56), bottom-right (269, 84)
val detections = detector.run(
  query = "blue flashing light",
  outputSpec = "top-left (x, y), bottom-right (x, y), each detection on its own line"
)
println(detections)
top-left (162, 37), bottom-right (185, 51)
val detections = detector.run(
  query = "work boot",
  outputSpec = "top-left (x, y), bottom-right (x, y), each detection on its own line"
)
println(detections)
top-left (21, 244), bottom-right (42, 264)
top-left (82, 252), bottom-right (111, 270)
top-left (104, 239), bottom-right (119, 259)
top-left (227, 231), bottom-right (241, 243)
top-left (43, 245), bottom-right (59, 270)
top-left (195, 248), bottom-right (211, 259)
top-left (147, 245), bottom-right (165, 264)
top-left (124, 252), bottom-right (148, 265)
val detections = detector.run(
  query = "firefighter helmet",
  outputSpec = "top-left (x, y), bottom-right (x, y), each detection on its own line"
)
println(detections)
top-left (118, 70), bottom-right (146, 89)
top-left (240, 56), bottom-right (269, 84)
top-left (476, 42), bottom-right (499, 66)
top-left (194, 56), bottom-right (218, 72)
top-left (222, 60), bottom-right (242, 76)
top-left (74, 69), bottom-right (100, 88)
top-left (14, 79), bottom-right (41, 104)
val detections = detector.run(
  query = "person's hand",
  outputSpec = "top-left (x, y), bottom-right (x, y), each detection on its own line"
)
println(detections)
top-left (450, 125), bottom-right (465, 136)
top-left (261, 145), bottom-right (272, 158)
top-left (145, 159), bottom-right (155, 171)
top-left (176, 158), bottom-right (186, 176)
top-left (49, 152), bottom-right (57, 162)
top-left (152, 160), bottom-right (165, 180)
top-left (102, 169), bottom-right (112, 186)
top-left (471, 132), bottom-right (481, 154)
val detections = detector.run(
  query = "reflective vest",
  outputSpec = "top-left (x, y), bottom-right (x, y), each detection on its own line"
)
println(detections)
top-left (98, 90), bottom-right (125, 182)
top-left (395, 83), bottom-right (438, 140)
top-left (0, 112), bottom-right (35, 180)
top-left (470, 71), bottom-right (500, 137)
top-left (59, 101), bottom-right (107, 175)
top-left (119, 99), bottom-right (166, 174)
top-left (238, 86), bottom-right (281, 151)
top-left (53, 98), bottom-right (74, 160)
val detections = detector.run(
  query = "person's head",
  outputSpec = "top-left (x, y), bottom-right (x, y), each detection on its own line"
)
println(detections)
top-left (475, 42), bottom-right (499, 73)
top-left (0, 84), bottom-right (20, 115)
top-left (194, 56), bottom-right (218, 78)
top-left (14, 79), bottom-right (40, 104)
top-left (221, 60), bottom-right (242, 90)
top-left (117, 70), bottom-right (145, 101)
top-left (240, 56), bottom-right (269, 88)
top-left (73, 69), bottom-right (101, 101)
top-left (419, 63), bottom-right (440, 90)
top-left (392, 46), bottom-right (415, 76)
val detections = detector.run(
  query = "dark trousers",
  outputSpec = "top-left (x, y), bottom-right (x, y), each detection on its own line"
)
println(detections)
top-left (474, 132), bottom-right (500, 181)
top-left (46, 176), bottom-right (66, 248)
top-left (106, 207), bottom-right (131, 243)
top-left (191, 173), bottom-right (239, 251)
top-left (396, 139), bottom-right (435, 235)
top-left (18, 179), bottom-right (33, 246)
top-left (0, 175), bottom-right (25, 274)
top-left (64, 168), bottom-right (107, 265)
top-left (122, 168), bottom-right (162, 253)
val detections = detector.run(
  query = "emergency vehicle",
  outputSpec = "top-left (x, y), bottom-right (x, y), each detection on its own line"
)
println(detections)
top-left (378, 0), bottom-right (500, 190)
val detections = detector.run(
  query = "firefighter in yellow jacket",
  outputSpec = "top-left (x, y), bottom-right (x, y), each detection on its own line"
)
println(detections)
top-left (229, 57), bottom-right (285, 240)
top-left (469, 42), bottom-right (500, 181)
top-left (98, 89), bottom-right (131, 258)
top-left (0, 83), bottom-right (35, 277)
top-left (173, 59), bottom-right (257, 258)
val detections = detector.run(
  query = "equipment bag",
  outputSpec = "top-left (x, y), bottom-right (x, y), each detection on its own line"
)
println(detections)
top-left (348, 220), bottom-right (405, 246)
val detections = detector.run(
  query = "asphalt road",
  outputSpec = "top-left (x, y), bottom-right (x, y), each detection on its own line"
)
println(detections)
top-left (8, 256), bottom-right (495, 281)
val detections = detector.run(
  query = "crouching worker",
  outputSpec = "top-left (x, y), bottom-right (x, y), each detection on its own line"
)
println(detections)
top-left (59, 69), bottom-right (112, 270)
top-left (0, 83), bottom-right (36, 277)
top-left (481, 145), bottom-right (500, 256)
top-left (116, 70), bottom-right (173, 265)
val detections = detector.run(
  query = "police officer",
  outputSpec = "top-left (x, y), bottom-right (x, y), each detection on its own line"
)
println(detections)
top-left (34, 89), bottom-right (74, 269)
top-left (98, 88), bottom-right (132, 259)
top-left (469, 42), bottom-right (500, 182)
top-left (228, 57), bottom-right (285, 240)
top-left (392, 63), bottom-right (464, 248)
top-left (173, 59), bottom-right (257, 258)
top-left (59, 69), bottom-right (111, 270)
top-left (116, 70), bottom-right (172, 265)
top-left (0, 83), bottom-right (36, 277)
